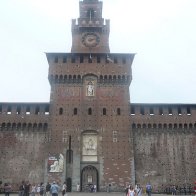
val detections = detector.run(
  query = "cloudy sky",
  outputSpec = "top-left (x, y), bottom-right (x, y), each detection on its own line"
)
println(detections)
top-left (0, 0), bottom-right (196, 103)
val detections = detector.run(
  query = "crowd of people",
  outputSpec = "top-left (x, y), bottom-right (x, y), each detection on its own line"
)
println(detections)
top-left (0, 180), bottom-right (196, 195)
top-left (0, 181), bottom-right (68, 196)
top-left (125, 182), bottom-right (196, 196)
top-left (125, 184), bottom-right (145, 196)
top-left (163, 184), bottom-right (195, 195)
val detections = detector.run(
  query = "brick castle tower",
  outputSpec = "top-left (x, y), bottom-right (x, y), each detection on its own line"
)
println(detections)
top-left (46, 0), bottom-right (135, 191)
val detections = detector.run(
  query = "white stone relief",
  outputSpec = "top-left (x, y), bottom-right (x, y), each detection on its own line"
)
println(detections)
top-left (87, 81), bottom-right (94, 96)
top-left (82, 134), bottom-right (97, 161)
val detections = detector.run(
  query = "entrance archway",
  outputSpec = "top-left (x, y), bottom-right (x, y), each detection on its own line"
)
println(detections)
top-left (81, 165), bottom-right (98, 192)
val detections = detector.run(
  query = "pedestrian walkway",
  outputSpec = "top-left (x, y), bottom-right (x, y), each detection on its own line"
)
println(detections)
top-left (6, 193), bottom-right (192, 196)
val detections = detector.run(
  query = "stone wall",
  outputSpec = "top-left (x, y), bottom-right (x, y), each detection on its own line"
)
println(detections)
top-left (133, 128), bottom-right (196, 192)
top-left (0, 131), bottom-right (48, 190)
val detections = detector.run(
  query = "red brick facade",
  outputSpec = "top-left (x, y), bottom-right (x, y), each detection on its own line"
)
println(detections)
top-left (0, 0), bottom-right (195, 192)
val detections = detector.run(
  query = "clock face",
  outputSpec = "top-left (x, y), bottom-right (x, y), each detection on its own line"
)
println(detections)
top-left (82, 33), bottom-right (100, 47)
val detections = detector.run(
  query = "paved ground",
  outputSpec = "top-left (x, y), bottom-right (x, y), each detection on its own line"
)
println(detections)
top-left (59, 194), bottom-right (192, 196)
top-left (3, 193), bottom-right (193, 196)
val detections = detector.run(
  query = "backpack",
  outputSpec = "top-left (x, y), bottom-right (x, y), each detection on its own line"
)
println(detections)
top-left (146, 185), bottom-right (152, 192)
top-left (39, 185), bottom-right (44, 195)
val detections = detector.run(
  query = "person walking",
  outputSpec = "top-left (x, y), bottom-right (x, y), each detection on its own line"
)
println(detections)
top-left (24, 181), bottom-right (30, 196)
top-left (30, 184), bottom-right (37, 196)
top-left (39, 183), bottom-right (44, 196)
top-left (19, 181), bottom-right (25, 196)
top-left (136, 184), bottom-right (142, 196)
top-left (45, 182), bottom-right (51, 196)
top-left (4, 183), bottom-right (11, 196)
top-left (129, 186), bottom-right (135, 196)
top-left (50, 181), bottom-right (59, 196)
top-left (36, 184), bottom-right (40, 196)
top-left (76, 183), bottom-right (80, 192)
top-left (146, 183), bottom-right (152, 196)
top-left (62, 182), bottom-right (67, 196)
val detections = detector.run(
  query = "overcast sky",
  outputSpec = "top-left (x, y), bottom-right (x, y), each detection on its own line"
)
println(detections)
top-left (0, 0), bottom-right (196, 103)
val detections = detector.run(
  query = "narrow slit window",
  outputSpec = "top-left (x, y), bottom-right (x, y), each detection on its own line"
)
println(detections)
top-left (117, 108), bottom-right (121, 115)
top-left (59, 108), bottom-right (63, 115)
top-left (74, 108), bottom-right (78, 115)
top-left (88, 108), bottom-right (92, 115)
top-left (103, 108), bottom-right (106, 115)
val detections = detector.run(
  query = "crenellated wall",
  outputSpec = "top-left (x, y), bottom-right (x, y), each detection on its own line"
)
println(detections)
top-left (130, 103), bottom-right (196, 191)
top-left (0, 103), bottom-right (50, 190)
top-left (0, 102), bottom-right (195, 192)
top-left (47, 53), bottom-right (134, 86)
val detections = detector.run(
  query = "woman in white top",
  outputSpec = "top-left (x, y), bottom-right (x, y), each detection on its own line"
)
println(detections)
top-left (129, 186), bottom-right (135, 196)
top-left (62, 182), bottom-right (67, 196)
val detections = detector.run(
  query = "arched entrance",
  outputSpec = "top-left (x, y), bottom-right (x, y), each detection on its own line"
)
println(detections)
top-left (81, 165), bottom-right (99, 192)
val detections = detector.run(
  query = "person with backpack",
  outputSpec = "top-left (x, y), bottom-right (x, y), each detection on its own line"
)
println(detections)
top-left (39, 183), bottom-right (44, 196)
top-left (45, 182), bottom-right (51, 196)
top-left (50, 181), bottom-right (59, 196)
top-left (146, 183), bottom-right (152, 196)
top-left (19, 181), bottom-right (25, 196)
top-left (136, 184), bottom-right (142, 196)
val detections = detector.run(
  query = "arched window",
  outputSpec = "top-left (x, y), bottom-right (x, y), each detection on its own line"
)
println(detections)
top-left (153, 124), bottom-right (157, 129)
top-left (158, 124), bottom-right (162, 129)
top-left (22, 123), bottom-right (27, 130)
top-left (169, 124), bottom-right (173, 129)
top-left (148, 124), bottom-right (152, 129)
top-left (137, 124), bottom-right (141, 128)
top-left (143, 124), bottom-right (147, 129)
